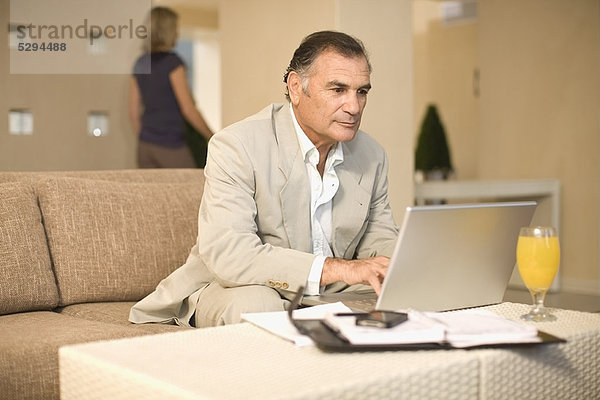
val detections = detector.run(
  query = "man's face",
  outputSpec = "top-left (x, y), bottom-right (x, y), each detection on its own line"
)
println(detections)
top-left (289, 49), bottom-right (371, 150)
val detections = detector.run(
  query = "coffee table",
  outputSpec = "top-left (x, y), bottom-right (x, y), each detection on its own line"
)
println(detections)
top-left (60, 303), bottom-right (600, 399)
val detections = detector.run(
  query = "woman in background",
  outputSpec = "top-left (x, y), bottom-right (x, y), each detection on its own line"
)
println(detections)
top-left (129, 6), bottom-right (213, 168)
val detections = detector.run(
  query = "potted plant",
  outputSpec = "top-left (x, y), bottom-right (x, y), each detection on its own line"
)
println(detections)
top-left (414, 104), bottom-right (453, 181)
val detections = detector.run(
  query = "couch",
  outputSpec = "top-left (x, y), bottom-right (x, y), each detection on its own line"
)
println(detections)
top-left (0, 169), bottom-right (205, 400)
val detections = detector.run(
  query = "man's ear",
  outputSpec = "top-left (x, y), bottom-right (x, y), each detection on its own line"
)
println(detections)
top-left (287, 71), bottom-right (303, 105)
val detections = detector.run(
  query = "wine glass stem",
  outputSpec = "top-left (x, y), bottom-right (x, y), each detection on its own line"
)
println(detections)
top-left (530, 290), bottom-right (547, 313)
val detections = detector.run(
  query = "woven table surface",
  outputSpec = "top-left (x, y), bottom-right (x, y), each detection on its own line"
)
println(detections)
top-left (479, 302), bottom-right (600, 400)
top-left (60, 302), bottom-right (600, 400)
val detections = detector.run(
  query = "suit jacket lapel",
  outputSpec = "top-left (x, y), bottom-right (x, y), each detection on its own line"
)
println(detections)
top-left (274, 106), bottom-right (312, 253)
top-left (332, 145), bottom-right (370, 258)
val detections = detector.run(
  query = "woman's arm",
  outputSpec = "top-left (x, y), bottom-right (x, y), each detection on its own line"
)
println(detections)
top-left (128, 76), bottom-right (142, 136)
top-left (170, 65), bottom-right (214, 141)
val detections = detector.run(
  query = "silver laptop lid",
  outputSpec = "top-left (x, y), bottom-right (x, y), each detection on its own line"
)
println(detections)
top-left (376, 201), bottom-right (536, 312)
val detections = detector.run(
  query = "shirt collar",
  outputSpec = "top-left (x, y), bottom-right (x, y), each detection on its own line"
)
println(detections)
top-left (289, 103), bottom-right (344, 165)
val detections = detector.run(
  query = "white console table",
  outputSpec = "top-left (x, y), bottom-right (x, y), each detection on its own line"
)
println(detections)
top-left (414, 179), bottom-right (561, 290)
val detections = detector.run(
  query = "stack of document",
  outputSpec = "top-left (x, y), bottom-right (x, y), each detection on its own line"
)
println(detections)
top-left (242, 303), bottom-right (540, 348)
top-left (325, 308), bottom-right (540, 348)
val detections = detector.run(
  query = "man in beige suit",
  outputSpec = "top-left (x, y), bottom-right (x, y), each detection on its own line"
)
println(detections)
top-left (130, 31), bottom-right (399, 328)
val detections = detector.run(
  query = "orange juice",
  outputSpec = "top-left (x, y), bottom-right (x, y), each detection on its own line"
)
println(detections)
top-left (517, 236), bottom-right (560, 290)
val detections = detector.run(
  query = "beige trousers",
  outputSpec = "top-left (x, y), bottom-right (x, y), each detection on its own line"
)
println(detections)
top-left (194, 282), bottom-right (290, 328)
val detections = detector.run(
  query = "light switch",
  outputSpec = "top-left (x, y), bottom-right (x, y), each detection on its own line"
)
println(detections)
top-left (87, 111), bottom-right (109, 137)
top-left (9, 109), bottom-right (33, 135)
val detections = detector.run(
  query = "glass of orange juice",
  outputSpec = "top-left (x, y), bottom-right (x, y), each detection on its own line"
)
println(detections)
top-left (516, 226), bottom-right (560, 321)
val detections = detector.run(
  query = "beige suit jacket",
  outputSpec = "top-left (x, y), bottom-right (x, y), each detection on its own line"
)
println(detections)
top-left (130, 103), bottom-right (399, 326)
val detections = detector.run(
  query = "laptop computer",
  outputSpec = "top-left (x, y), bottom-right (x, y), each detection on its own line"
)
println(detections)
top-left (301, 201), bottom-right (537, 312)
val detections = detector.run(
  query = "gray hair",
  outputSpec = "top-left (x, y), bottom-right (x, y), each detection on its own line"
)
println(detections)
top-left (283, 30), bottom-right (371, 101)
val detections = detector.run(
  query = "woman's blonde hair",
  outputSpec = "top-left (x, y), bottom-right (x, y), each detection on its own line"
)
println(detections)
top-left (150, 7), bottom-right (178, 52)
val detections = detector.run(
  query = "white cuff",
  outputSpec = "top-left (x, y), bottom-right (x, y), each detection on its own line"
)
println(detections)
top-left (304, 255), bottom-right (326, 295)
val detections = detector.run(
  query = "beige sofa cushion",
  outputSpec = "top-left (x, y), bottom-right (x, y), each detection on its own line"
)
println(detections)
top-left (0, 182), bottom-right (59, 315)
top-left (37, 177), bottom-right (203, 306)
top-left (0, 311), bottom-right (174, 400)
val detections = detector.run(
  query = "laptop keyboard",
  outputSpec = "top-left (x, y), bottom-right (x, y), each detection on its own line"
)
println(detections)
top-left (343, 297), bottom-right (377, 312)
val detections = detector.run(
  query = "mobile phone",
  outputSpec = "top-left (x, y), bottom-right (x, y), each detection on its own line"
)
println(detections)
top-left (355, 311), bottom-right (408, 328)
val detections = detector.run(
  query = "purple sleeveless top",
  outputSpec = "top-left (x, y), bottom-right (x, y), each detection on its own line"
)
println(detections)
top-left (133, 52), bottom-right (186, 148)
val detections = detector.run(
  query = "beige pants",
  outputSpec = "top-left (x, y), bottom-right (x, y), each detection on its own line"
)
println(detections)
top-left (194, 282), bottom-right (290, 328)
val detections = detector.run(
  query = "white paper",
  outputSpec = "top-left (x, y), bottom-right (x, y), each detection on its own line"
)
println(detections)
top-left (323, 313), bottom-right (445, 345)
top-left (324, 308), bottom-right (540, 347)
top-left (241, 302), bottom-right (352, 347)
top-left (417, 308), bottom-right (540, 348)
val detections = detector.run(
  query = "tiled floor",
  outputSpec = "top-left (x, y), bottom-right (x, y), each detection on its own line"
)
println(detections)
top-left (503, 288), bottom-right (600, 313)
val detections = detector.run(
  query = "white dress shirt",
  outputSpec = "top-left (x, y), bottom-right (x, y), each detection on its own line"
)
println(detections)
top-left (289, 104), bottom-right (343, 295)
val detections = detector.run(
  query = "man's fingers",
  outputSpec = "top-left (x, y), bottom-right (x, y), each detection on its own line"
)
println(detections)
top-left (323, 256), bottom-right (390, 290)
top-left (369, 276), bottom-right (382, 296)
top-left (369, 261), bottom-right (388, 295)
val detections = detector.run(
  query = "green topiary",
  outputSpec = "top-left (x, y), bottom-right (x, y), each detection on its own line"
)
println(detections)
top-left (415, 104), bottom-right (453, 177)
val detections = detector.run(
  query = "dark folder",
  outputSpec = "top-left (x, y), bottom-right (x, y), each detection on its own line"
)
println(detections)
top-left (288, 287), bottom-right (565, 352)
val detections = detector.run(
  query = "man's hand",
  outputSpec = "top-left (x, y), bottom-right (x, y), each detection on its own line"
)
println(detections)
top-left (320, 256), bottom-right (390, 295)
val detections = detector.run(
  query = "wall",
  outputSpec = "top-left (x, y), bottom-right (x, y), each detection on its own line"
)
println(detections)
top-left (219, 0), bottom-right (336, 126)
top-left (478, 0), bottom-right (599, 294)
top-left (413, 1), bottom-right (479, 179)
top-left (219, 0), bottom-right (414, 221)
top-left (192, 34), bottom-right (221, 132)
top-left (0, 0), bottom-right (138, 171)
top-left (414, 0), bottom-right (600, 295)
top-left (337, 0), bottom-right (414, 221)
